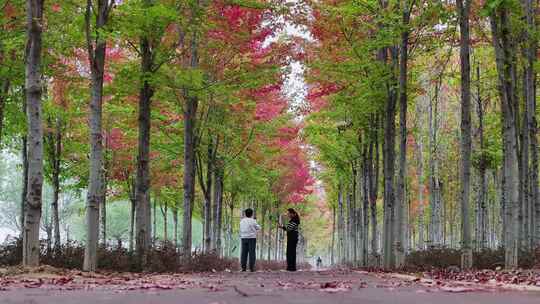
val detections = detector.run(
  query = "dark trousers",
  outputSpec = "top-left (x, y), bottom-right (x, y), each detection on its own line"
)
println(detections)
top-left (286, 232), bottom-right (298, 271)
top-left (240, 238), bottom-right (256, 271)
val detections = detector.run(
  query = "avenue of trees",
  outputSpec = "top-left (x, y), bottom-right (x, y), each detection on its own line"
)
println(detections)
top-left (0, 0), bottom-right (538, 272)
top-left (304, 0), bottom-right (538, 270)
top-left (1, 0), bottom-right (316, 270)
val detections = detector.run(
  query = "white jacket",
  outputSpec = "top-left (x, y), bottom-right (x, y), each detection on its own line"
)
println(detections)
top-left (239, 217), bottom-right (261, 239)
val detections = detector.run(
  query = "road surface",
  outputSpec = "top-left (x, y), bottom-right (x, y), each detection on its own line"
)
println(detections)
top-left (1, 269), bottom-right (539, 304)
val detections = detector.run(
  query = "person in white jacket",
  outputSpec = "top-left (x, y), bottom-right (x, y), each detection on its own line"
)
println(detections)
top-left (239, 208), bottom-right (261, 272)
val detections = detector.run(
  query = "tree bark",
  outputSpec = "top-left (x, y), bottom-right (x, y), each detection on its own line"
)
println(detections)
top-left (202, 140), bottom-right (213, 252)
top-left (259, 206), bottom-right (266, 259)
top-left (152, 199), bottom-right (157, 242)
top-left (182, 20), bottom-right (200, 257)
top-left (161, 203), bottom-right (168, 242)
top-left (47, 118), bottom-right (62, 252)
top-left (346, 185), bottom-right (353, 262)
top-left (417, 138), bottom-right (425, 250)
top-left (23, 0), bottom-right (45, 267)
top-left (521, 0), bottom-right (538, 249)
top-left (361, 142), bottom-right (370, 266)
top-left (172, 205), bottom-right (178, 248)
top-left (129, 198), bottom-right (135, 252)
top-left (395, 1), bottom-right (410, 268)
top-left (330, 205), bottom-right (335, 264)
top-left (382, 46), bottom-right (398, 269)
top-left (428, 71), bottom-right (443, 248)
top-left (368, 119), bottom-right (380, 258)
top-left (490, 7), bottom-right (520, 269)
top-left (101, 150), bottom-right (109, 247)
top-left (83, 0), bottom-right (113, 272)
top-left (135, 17), bottom-right (154, 264)
top-left (182, 97), bottom-right (197, 256)
top-left (457, 0), bottom-right (473, 269)
top-left (101, 186), bottom-right (107, 247)
top-left (476, 64), bottom-right (488, 250)
top-left (20, 133), bottom-right (28, 239)
top-left (337, 181), bottom-right (345, 263)
top-left (354, 163), bottom-right (361, 265)
top-left (213, 165), bottom-right (223, 254)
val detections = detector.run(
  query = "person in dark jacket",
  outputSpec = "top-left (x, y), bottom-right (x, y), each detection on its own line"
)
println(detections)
top-left (280, 208), bottom-right (300, 271)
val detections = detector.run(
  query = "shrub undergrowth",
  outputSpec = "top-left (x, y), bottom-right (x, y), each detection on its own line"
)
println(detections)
top-left (0, 237), bottom-right (310, 273)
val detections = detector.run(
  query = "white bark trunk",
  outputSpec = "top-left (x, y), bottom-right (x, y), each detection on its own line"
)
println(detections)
top-left (23, 0), bottom-right (44, 267)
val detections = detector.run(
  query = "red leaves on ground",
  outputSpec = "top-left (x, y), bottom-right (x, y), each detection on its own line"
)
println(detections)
top-left (423, 268), bottom-right (540, 287)
top-left (319, 281), bottom-right (351, 293)
top-left (384, 268), bottom-right (540, 293)
top-left (0, 273), bottom-right (197, 292)
top-left (274, 279), bottom-right (351, 293)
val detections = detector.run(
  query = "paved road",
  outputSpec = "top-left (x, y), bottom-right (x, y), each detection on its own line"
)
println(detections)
top-left (1, 270), bottom-right (540, 304)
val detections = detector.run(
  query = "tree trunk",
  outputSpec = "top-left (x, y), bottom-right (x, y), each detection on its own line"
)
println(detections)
top-left (135, 21), bottom-right (154, 264)
top-left (20, 133), bottom-right (29, 239)
top-left (337, 181), bottom-right (345, 263)
top-left (476, 64), bottom-right (488, 250)
top-left (230, 199), bottom-right (235, 257)
top-left (355, 162), bottom-right (362, 266)
top-left (100, 140), bottom-right (109, 248)
top-left (213, 166), bottom-right (223, 254)
top-left (99, 188), bottom-right (107, 248)
top-left (260, 206), bottom-right (266, 259)
top-left (45, 219), bottom-right (52, 253)
top-left (152, 199), bottom-right (157, 242)
top-left (182, 27), bottom-right (199, 257)
top-left (200, 138), bottom-right (214, 252)
top-left (50, 118), bottom-right (62, 251)
top-left (457, 0), bottom-right (473, 269)
top-left (274, 207), bottom-right (280, 260)
top-left (83, 0), bottom-right (113, 272)
top-left (417, 138), bottom-right (425, 250)
top-left (162, 203), bottom-right (168, 242)
top-left (496, 170), bottom-right (506, 248)
top-left (172, 205), bottom-right (178, 249)
top-left (532, 95), bottom-right (540, 248)
top-left (490, 7), bottom-right (520, 269)
top-left (330, 205), bottom-right (335, 265)
top-left (382, 46), bottom-right (398, 269)
top-left (361, 143), bottom-right (369, 266)
top-left (129, 198), bottom-right (135, 252)
top-left (519, 68), bottom-right (530, 250)
top-left (521, 0), bottom-right (538, 249)
top-left (346, 185), bottom-right (353, 262)
top-left (23, 0), bottom-right (45, 267)
top-left (428, 73), bottom-right (443, 248)
top-left (369, 120), bottom-right (380, 258)
top-left (395, 2), bottom-right (410, 268)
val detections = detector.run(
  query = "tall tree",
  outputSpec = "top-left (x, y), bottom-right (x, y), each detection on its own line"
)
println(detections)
top-left (181, 1), bottom-right (203, 257)
top-left (23, 0), bottom-right (44, 267)
top-left (457, 0), bottom-right (473, 270)
top-left (395, 0), bottom-right (412, 268)
top-left (382, 46), bottom-right (398, 269)
top-left (475, 64), bottom-right (488, 250)
top-left (520, 0), bottom-right (538, 249)
top-left (44, 116), bottom-right (62, 251)
top-left (83, 0), bottom-right (114, 272)
top-left (212, 161), bottom-right (224, 253)
top-left (489, 3), bottom-right (520, 269)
